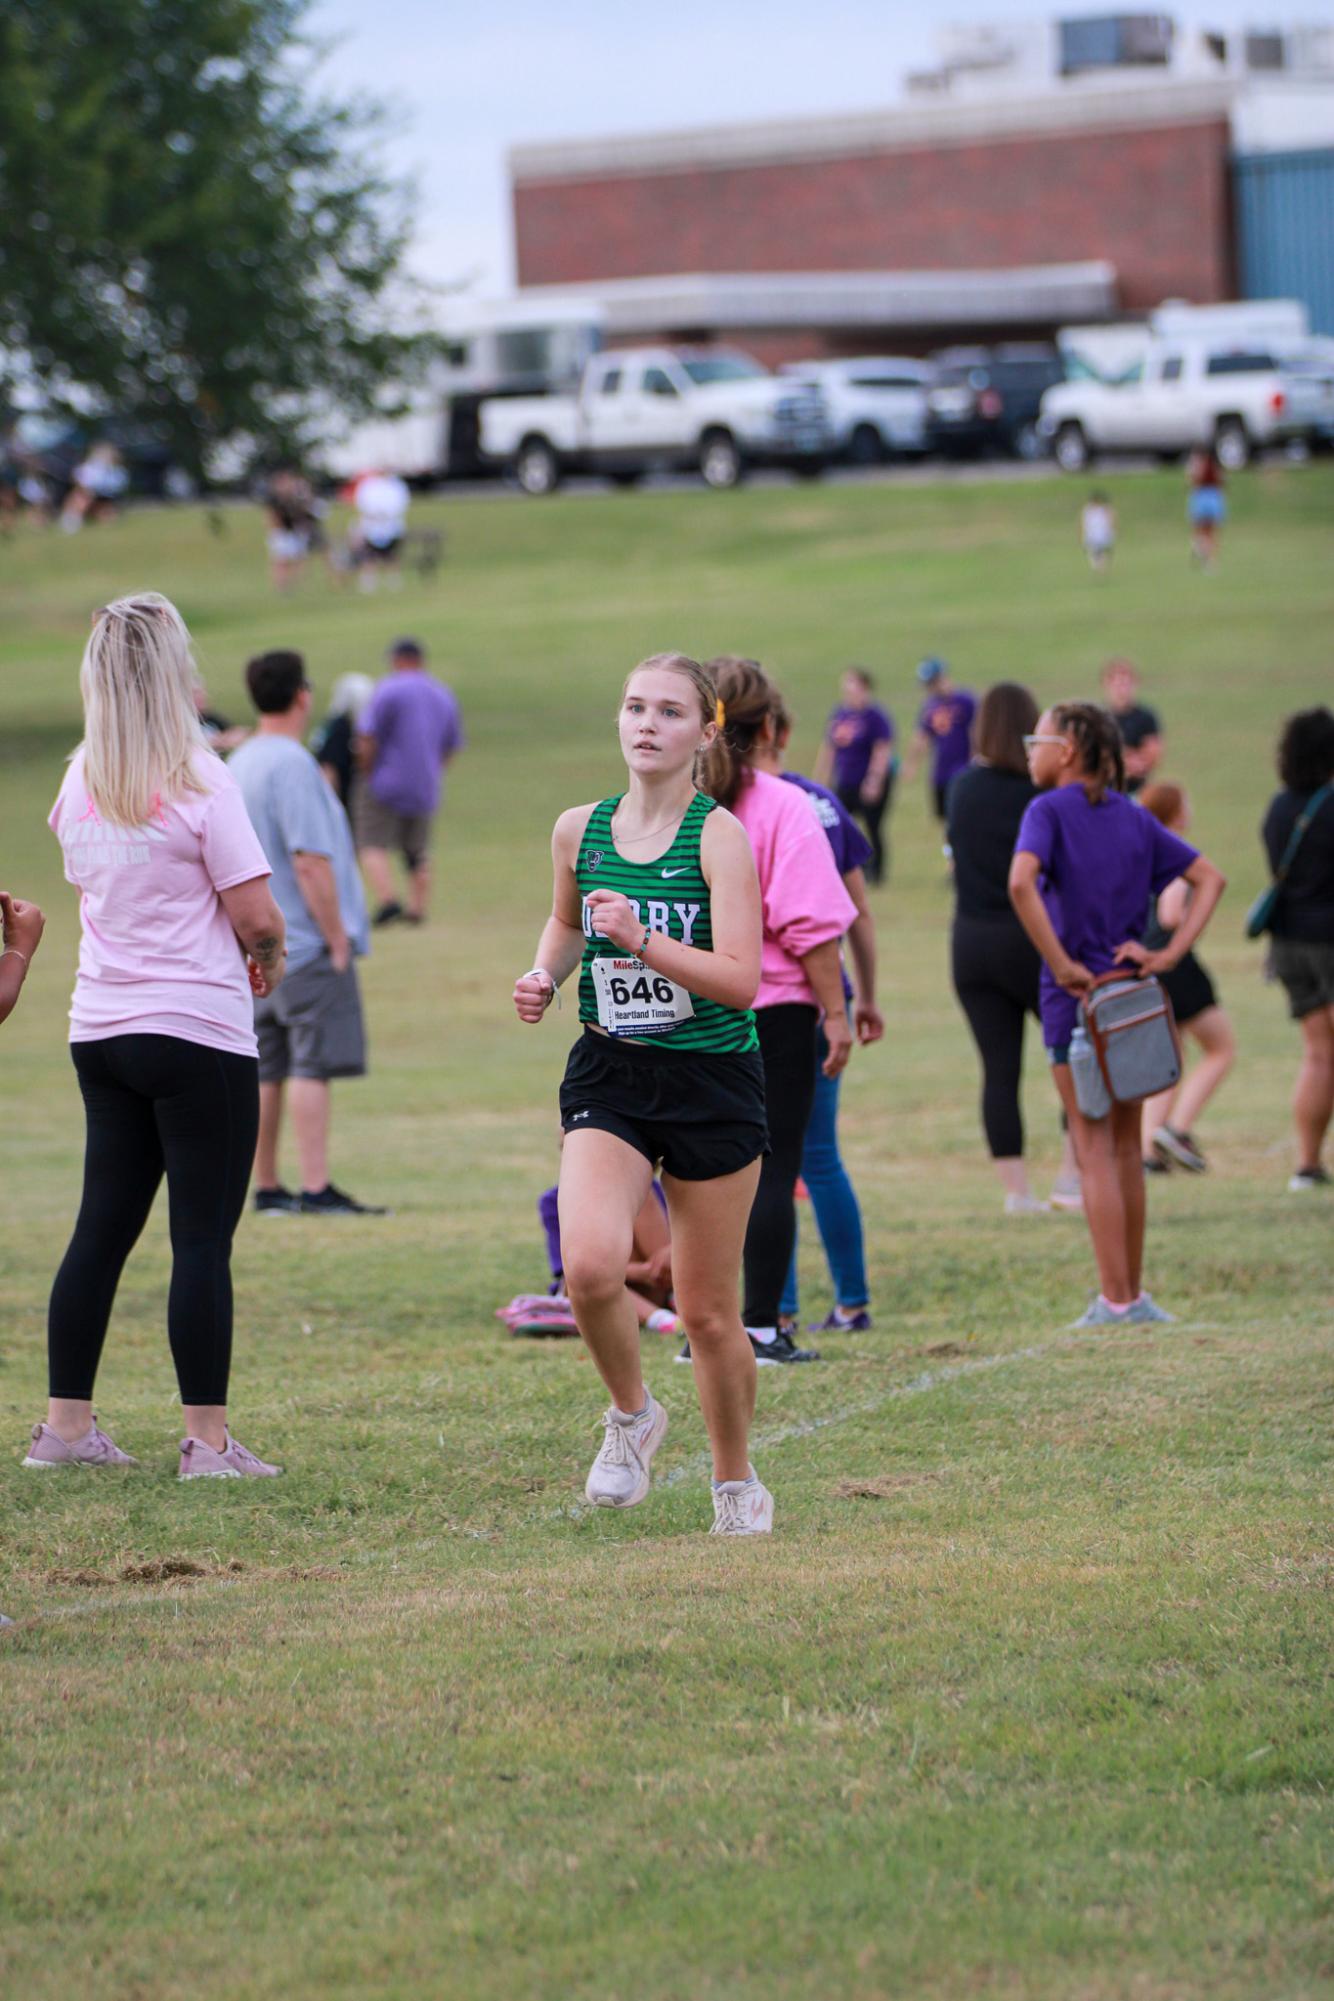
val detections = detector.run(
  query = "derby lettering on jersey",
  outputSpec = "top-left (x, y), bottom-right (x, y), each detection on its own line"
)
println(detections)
top-left (582, 895), bottom-right (702, 946)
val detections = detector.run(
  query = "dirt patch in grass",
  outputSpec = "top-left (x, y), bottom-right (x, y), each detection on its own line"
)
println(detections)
top-left (45, 1557), bottom-right (345, 1587)
top-left (835, 1472), bottom-right (946, 1501)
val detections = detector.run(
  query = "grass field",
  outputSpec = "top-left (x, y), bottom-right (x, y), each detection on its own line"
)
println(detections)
top-left (1, 468), bottom-right (1332, 2001)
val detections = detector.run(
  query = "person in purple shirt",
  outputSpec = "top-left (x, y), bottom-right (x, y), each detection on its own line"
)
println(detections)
top-left (814, 667), bottom-right (896, 884)
top-left (762, 695), bottom-right (884, 1337)
top-left (1009, 701), bottom-right (1226, 1329)
top-left (905, 657), bottom-right (977, 820)
top-left (355, 637), bottom-right (464, 926)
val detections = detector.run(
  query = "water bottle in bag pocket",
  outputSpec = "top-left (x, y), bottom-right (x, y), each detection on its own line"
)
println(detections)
top-left (1069, 1021), bottom-right (1111, 1119)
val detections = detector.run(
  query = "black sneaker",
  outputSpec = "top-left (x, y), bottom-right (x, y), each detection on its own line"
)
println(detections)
top-left (1143, 1156), bottom-right (1170, 1176)
top-left (673, 1338), bottom-right (693, 1365)
top-left (749, 1327), bottom-right (821, 1366)
top-left (299, 1183), bottom-right (390, 1216)
top-left (254, 1184), bottom-right (301, 1215)
top-left (1288, 1165), bottom-right (1331, 1192)
top-left (372, 901), bottom-right (405, 927)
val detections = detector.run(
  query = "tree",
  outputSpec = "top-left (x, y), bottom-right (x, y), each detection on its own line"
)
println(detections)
top-left (0, 0), bottom-right (424, 476)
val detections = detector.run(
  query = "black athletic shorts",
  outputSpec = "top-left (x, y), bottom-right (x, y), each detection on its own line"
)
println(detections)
top-left (559, 1027), bottom-right (768, 1182)
top-left (1159, 948), bottom-right (1217, 1027)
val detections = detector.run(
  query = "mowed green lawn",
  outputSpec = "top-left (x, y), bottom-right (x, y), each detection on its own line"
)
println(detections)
top-left (1, 469), bottom-right (1331, 2001)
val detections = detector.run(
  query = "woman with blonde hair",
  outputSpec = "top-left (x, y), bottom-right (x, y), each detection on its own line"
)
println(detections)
top-left (24, 594), bottom-right (288, 1479)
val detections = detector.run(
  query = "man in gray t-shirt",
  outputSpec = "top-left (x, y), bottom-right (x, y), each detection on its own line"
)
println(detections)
top-left (230, 651), bottom-right (385, 1217)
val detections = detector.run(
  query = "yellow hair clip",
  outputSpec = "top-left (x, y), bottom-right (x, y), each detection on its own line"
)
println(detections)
top-left (715, 698), bottom-right (726, 730)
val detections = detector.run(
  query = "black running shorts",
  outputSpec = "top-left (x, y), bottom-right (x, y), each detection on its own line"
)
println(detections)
top-left (559, 1028), bottom-right (768, 1182)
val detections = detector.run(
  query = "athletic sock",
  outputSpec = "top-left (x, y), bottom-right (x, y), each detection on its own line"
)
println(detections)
top-left (748, 1326), bottom-right (778, 1346)
top-left (1098, 1295), bottom-right (1134, 1316)
top-left (831, 1305), bottom-right (866, 1327)
top-left (615, 1399), bottom-right (651, 1422)
top-left (712, 1469), bottom-right (758, 1493)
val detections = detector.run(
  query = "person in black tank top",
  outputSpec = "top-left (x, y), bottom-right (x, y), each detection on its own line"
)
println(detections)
top-left (512, 653), bottom-right (776, 1537)
top-left (947, 683), bottom-right (1080, 1213)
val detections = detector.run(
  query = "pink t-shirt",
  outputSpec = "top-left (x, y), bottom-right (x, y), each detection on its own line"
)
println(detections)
top-left (729, 768), bottom-right (857, 1010)
top-left (49, 748), bottom-right (271, 1056)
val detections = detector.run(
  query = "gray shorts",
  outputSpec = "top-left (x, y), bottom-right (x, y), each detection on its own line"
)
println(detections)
top-left (1271, 937), bottom-right (1334, 1020)
top-left (256, 955), bottom-right (367, 1083)
top-left (354, 787), bottom-right (432, 867)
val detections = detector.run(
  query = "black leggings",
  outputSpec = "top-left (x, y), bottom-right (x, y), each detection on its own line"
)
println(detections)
top-left (951, 916), bottom-right (1042, 1159)
top-left (835, 775), bottom-right (893, 885)
top-left (48, 1036), bottom-right (259, 1405)
top-left (743, 1003), bottom-right (818, 1328)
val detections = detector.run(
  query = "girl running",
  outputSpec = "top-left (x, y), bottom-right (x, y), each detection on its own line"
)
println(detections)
top-left (700, 656), bottom-right (857, 1364)
top-left (1009, 703), bottom-right (1226, 1325)
top-left (512, 653), bottom-right (773, 1535)
top-left (1137, 783), bottom-right (1236, 1174)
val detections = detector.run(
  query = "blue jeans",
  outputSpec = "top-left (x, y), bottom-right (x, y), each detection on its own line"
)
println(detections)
top-left (781, 1030), bottom-right (869, 1317)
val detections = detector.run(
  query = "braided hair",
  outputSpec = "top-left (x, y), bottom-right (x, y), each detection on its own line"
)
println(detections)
top-left (1051, 701), bottom-right (1125, 804)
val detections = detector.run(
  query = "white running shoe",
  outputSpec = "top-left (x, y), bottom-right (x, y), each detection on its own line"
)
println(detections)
top-left (1004, 1192), bottom-right (1051, 1215)
top-left (710, 1472), bottom-right (774, 1536)
top-left (584, 1395), bottom-right (668, 1508)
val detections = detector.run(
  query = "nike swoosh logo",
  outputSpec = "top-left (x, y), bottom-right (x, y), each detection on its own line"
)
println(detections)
top-left (661, 867), bottom-right (690, 878)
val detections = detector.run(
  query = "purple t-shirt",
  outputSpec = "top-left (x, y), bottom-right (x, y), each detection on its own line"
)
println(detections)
top-left (1015, 785), bottom-right (1198, 1047)
top-left (824, 704), bottom-right (893, 793)
top-left (781, 771), bottom-right (874, 877)
top-left (782, 771), bottom-right (871, 1001)
top-left (918, 689), bottom-right (977, 789)
top-left (362, 671), bottom-right (464, 817)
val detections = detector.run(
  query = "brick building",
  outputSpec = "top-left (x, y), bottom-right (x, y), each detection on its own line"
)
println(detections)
top-left (508, 41), bottom-right (1334, 352)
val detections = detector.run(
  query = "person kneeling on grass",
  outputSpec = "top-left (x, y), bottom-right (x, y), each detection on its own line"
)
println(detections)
top-left (503, 1177), bottom-right (681, 1338)
top-left (512, 652), bottom-right (773, 1536)
top-left (1008, 702), bottom-right (1226, 1327)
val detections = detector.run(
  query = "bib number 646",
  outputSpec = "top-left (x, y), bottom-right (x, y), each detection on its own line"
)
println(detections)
top-left (609, 973), bottom-right (676, 1007)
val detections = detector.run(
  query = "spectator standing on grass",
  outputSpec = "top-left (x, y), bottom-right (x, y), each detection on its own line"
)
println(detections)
top-left (231, 650), bottom-right (384, 1218)
top-left (1080, 491), bottom-right (1116, 573)
top-left (699, 655), bottom-right (857, 1367)
top-left (1187, 448), bottom-right (1226, 568)
top-left (2, 884), bottom-right (46, 1619)
top-left (27, 594), bottom-right (286, 1480)
top-left (264, 467), bottom-right (317, 593)
top-left (355, 638), bottom-right (464, 927)
top-left (1009, 702), bottom-right (1225, 1327)
top-left (1138, 783), bottom-right (1236, 1175)
top-left (947, 681), bottom-right (1080, 1215)
top-left (904, 657), bottom-right (977, 822)
top-left (352, 469), bottom-right (411, 591)
top-left (814, 666), bottom-right (895, 885)
top-left (1101, 658), bottom-right (1162, 798)
top-left (1259, 706), bottom-right (1334, 1192)
top-left (763, 693), bottom-right (883, 1335)
top-left (311, 672), bottom-right (375, 815)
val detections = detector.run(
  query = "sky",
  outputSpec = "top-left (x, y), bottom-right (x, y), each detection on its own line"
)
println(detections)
top-left (309, 2), bottom-right (1314, 300)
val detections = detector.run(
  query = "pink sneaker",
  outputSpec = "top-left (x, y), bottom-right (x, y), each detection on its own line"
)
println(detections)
top-left (178, 1432), bottom-right (282, 1480)
top-left (23, 1419), bottom-right (136, 1469)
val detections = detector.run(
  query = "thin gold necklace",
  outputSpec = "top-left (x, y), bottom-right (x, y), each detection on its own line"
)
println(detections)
top-left (613, 799), bottom-right (692, 844)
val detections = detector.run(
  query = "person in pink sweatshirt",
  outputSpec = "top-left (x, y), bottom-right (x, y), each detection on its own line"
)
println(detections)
top-left (698, 656), bottom-right (857, 1365)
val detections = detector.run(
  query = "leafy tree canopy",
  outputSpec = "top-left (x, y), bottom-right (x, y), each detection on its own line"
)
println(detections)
top-left (0, 0), bottom-right (425, 475)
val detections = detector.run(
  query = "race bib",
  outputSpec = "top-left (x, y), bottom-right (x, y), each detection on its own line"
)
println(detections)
top-left (591, 955), bottom-right (695, 1038)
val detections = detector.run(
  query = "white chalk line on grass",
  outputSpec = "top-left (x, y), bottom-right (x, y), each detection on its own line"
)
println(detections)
top-left (16, 1317), bottom-right (1230, 1618)
top-left (545, 1329), bottom-right (1115, 1524)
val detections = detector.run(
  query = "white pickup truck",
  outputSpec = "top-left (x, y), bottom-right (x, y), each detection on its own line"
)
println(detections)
top-left (1039, 342), bottom-right (1334, 471)
top-left (478, 346), bottom-right (830, 493)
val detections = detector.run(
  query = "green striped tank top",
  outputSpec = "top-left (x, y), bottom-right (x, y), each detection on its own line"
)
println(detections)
top-left (576, 792), bottom-right (758, 1054)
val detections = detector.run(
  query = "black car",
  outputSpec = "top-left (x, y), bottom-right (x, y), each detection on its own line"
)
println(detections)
top-left (925, 346), bottom-right (1065, 460)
